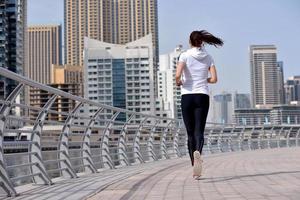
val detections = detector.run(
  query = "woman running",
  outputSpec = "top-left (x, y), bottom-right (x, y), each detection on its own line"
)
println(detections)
top-left (176, 30), bottom-right (223, 179)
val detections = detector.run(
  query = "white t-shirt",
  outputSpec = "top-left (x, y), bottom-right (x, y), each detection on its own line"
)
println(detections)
top-left (178, 47), bottom-right (214, 95)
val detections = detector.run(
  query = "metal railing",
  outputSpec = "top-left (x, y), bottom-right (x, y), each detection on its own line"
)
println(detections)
top-left (0, 67), bottom-right (299, 197)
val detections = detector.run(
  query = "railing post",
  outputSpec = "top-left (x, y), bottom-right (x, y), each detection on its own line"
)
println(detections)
top-left (30, 95), bottom-right (57, 185)
top-left (206, 128), bottom-right (213, 154)
top-left (238, 126), bottom-right (245, 151)
top-left (133, 117), bottom-right (147, 164)
top-left (117, 114), bottom-right (134, 166)
top-left (267, 126), bottom-right (274, 149)
top-left (277, 127), bottom-right (284, 148)
top-left (160, 121), bottom-right (172, 159)
top-left (147, 120), bottom-right (159, 161)
top-left (182, 122), bottom-right (189, 156)
top-left (173, 120), bottom-right (182, 158)
top-left (58, 102), bottom-right (82, 178)
top-left (0, 84), bottom-right (24, 197)
top-left (258, 126), bottom-right (264, 149)
top-left (217, 126), bottom-right (224, 153)
top-left (248, 126), bottom-right (255, 150)
top-left (100, 111), bottom-right (119, 169)
top-left (82, 108), bottom-right (105, 173)
top-left (296, 127), bottom-right (300, 147)
top-left (228, 126), bottom-right (235, 152)
top-left (286, 127), bottom-right (293, 148)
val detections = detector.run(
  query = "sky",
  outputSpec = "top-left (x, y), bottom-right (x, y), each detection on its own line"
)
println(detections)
top-left (28, 0), bottom-right (300, 94)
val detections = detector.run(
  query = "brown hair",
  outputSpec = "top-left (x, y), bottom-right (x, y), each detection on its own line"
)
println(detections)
top-left (190, 30), bottom-right (224, 47)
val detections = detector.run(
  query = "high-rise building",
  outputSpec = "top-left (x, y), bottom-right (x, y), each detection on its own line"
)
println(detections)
top-left (30, 64), bottom-right (83, 121)
top-left (277, 61), bottom-right (285, 104)
top-left (212, 92), bottom-right (251, 124)
top-left (0, 0), bottom-right (27, 98)
top-left (29, 84), bottom-right (80, 121)
top-left (285, 76), bottom-right (300, 104)
top-left (213, 93), bottom-right (233, 124)
top-left (155, 98), bottom-right (171, 125)
top-left (83, 35), bottom-right (155, 122)
top-left (51, 64), bottom-right (83, 84)
top-left (51, 64), bottom-right (83, 96)
top-left (249, 45), bottom-right (283, 108)
top-left (64, 0), bottom-right (159, 66)
top-left (234, 93), bottom-right (251, 109)
top-left (27, 25), bottom-right (62, 113)
top-left (158, 45), bottom-right (184, 119)
top-left (27, 25), bottom-right (62, 84)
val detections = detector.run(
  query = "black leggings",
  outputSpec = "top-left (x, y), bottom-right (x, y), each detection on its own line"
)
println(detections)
top-left (181, 94), bottom-right (209, 166)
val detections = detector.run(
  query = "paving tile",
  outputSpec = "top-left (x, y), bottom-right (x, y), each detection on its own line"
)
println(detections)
top-left (5, 147), bottom-right (300, 200)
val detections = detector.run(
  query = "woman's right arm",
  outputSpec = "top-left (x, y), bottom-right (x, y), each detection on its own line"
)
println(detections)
top-left (207, 65), bottom-right (218, 84)
top-left (175, 62), bottom-right (185, 86)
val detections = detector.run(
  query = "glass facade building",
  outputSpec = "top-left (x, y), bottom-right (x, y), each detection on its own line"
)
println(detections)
top-left (0, 0), bottom-right (27, 98)
top-left (285, 76), bottom-right (300, 104)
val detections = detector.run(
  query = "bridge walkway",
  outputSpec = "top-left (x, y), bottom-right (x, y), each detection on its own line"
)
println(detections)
top-left (5, 147), bottom-right (300, 200)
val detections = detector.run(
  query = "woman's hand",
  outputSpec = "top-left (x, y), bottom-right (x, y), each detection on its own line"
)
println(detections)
top-left (176, 79), bottom-right (183, 86)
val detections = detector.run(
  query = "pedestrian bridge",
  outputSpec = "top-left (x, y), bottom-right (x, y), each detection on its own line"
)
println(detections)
top-left (0, 68), bottom-right (300, 199)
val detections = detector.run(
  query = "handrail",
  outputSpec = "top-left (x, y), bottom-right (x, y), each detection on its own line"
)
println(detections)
top-left (0, 67), bottom-right (299, 198)
top-left (0, 68), bottom-right (178, 122)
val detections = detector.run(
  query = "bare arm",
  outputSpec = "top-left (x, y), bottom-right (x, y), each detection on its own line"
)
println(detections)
top-left (175, 62), bottom-right (185, 86)
top-left (207, 65), bottom-right (218, 84)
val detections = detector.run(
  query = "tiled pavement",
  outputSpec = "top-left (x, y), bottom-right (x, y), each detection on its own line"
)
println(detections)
top-left (6, 147), bottom-right (300, 200)
top-left (88, 147), bottom-right (300, 200)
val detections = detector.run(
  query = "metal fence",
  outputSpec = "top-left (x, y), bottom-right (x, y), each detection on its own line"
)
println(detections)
top-left (0, 68), bottom-right (299, 197)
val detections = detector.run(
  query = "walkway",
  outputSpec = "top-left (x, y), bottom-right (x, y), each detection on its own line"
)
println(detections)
top-left (7, 147), bottom-right (300, 200)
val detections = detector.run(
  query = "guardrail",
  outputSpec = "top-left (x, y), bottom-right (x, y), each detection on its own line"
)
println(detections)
top-left (0, 68), bottom-right (299, 197)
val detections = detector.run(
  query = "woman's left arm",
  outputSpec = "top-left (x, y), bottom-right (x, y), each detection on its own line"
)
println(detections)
top-left (207, 65), bottom-right (218, 84)
top-left (175, 62), bottom-right (185, 86)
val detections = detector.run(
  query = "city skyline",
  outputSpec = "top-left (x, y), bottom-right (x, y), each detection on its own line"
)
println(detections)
top-left (27, 0), bottom-right (300, 94)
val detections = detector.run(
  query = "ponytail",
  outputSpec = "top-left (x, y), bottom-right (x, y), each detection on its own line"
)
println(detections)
top-left (190, 30), bottom-right (223, 47)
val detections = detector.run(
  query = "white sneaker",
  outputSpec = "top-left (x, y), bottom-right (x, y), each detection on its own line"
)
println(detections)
top-left (193, 151), bottom-right (202, 179)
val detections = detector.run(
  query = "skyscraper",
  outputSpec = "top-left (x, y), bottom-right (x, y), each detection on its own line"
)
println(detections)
top-left (0, 0), bottom-right (27, 98)
top-left (234, 93), bottom-right (251, 109)
top-left (249, 45), bottom-right (283, 108)
top-left (27, 25), bottom-right (62, 84)
top-left (27, 25), bottom-right (62, 111)
top-left (64, 0), bottom-right (159, 66)
top-left (158, 45), bottom-right (184, 119)
top-left (213, 93), bottom-right (233, 124)
top-left (83, 35), bottom-right (155, 121)
top-left (212, 92), bottom-right (251, 124)
top-left (285, 76), bottom-right (300, 104)
top-left (277, 61), bottom-right (285, 104)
